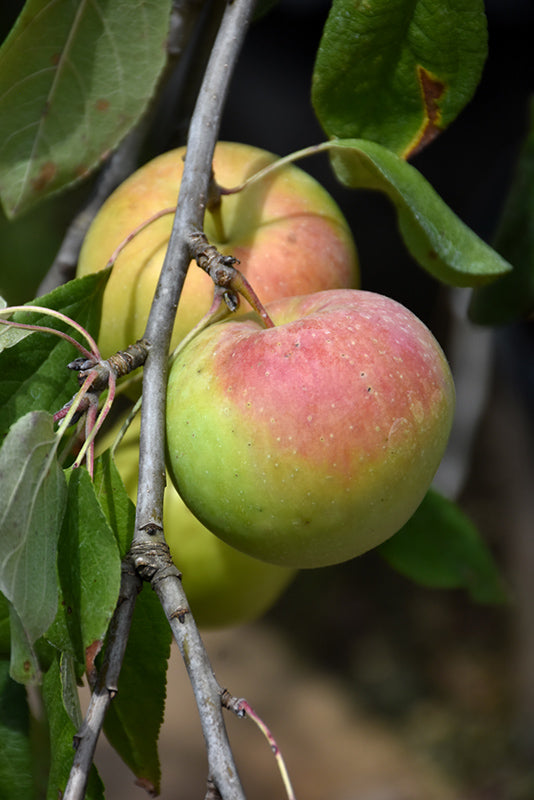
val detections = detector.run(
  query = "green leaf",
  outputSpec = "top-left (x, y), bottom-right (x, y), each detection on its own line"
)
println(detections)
top-left (320, 138), bottom-right (511, 287)
top-left (312, 0), bottom-right (487, 159)
top-left (93, 451), bottom-right (136, 559)
top-left (379, 489), bottom-right (507, 604)
top-left (0, 0), bottom-right (173, 218)
top-left (42, 653), bottom-right (104, 800)
top-left (469, 101), bottom-right (534, 324)
top-left (0, 592), bottom-right (10, 657)
top-left (48, 467), bottom-right (122, 664)
top-left (0, 270), bottom-right (108, 440)
top-left (8, 604), bottom-right (41, 686)
top-left (103, 586), bottom-right (171, 795)
top-left (0, 411), bottom-right (67, 653)
top-left (0, 659), bottom-right (34, 800)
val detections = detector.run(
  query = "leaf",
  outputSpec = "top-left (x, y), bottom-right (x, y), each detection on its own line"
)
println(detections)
top-left (321, 138), bottom-right (511, 287)
top-left (0, 0), bottom-right (173, 218)
top-left (42, 653), bottom-right (104, 800)
top-left (48, 467), bottom-right (122, 665)
top-left (0, 411), bottom-right (67, 651)
top-left (0, 659), bottom-right (34, 800)
top-left (8, 604), bottom-right (41, 686)
top-left (103, 586), bottom-right (172, 795)
top-left (93, 450), bottom-right (136, 559)
top-left (379, 489), bottom-right (508, 604)
top-left (469, 100), bottom-right (534, 324)
top-left (0, 593), bottom-right (10, 657)
top-left (312, 0), bottom-right (487, 159)
top-left (0, 270), bottom-right (108, 440)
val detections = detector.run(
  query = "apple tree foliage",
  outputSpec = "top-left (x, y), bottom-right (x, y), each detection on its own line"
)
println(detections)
top-left (0, 0), bottom-right (528, 797)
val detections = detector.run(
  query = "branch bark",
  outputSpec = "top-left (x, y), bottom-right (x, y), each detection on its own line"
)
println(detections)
top-left (133, 0), bottom-right (258, 793)
top-left (64, 1), bottom-right (255, 798)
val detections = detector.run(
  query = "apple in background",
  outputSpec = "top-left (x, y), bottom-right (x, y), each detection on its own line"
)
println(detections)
top-left (76, 141), bottom-right (358, 358)
top-left (166, 289), bottom-right (455, 569)
top-left (107, 417), bottom-right (296, 629)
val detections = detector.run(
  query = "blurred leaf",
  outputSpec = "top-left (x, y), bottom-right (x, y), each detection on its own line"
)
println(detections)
top-left (379, 489), bottom-right (508, 604)
top-left (469, 101), bottom-right (534, 324)
top-left (42, 652), bottom-right (104, 800)
top-left (103, 586), bottom-right (171, 795)
top-left (0, 0), bottom-right (173, 218)
top-left (48, 468), bottom-right (121, 664)
top-left (312, 0), bottom-right (487, 159)
top-left (322, 138), bottom-right (511, 286)
top-left (0, 659), bottom-right (34, 800)
top-left (93, 451), bottom-right (135, 559)
top-left (0, 593), bottom-right (9, 657)
top-left (8, 604), bottom-right (41, 686)
top-left (0, 270), bottom-right (108, 440)
top-left (0, 412), bottom-right (67, 653)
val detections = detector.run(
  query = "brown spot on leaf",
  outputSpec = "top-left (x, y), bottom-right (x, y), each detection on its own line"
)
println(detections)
top-left (31, 161), bottom-right (56, 193)
top-left (403, 66), bottom-right (447, 159)
top-left (51, 52), bottom-right (61, 66)
top-left (75, 163), bottom-right (91, 179)
top-left (85, 639), bottom-right (103, 689)
top-left (96, 98), bottom-right (110, 112)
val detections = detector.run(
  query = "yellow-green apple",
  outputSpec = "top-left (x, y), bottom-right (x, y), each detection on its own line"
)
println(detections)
top-left (166, 289), bottom-right (455, 569)
top-left (106, 417), bottom-right (296, 629)
top-left (77, 141), bottom-right (358, 358)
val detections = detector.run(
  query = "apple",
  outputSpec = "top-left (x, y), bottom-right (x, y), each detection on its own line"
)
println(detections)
top-left (107, 417), bottom-right (296, 629)
top-left (165, 289), bottom-right (455, 569)
top-left (77, 141), bottom-right (358, 358)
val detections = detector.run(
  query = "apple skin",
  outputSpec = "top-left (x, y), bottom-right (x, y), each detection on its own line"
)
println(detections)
top-left (166, 289), bottom-right (455, 569)
top-left (76, 141), bottom-right (358, 358)
top-left (108, 418), bottom-right (296, 629)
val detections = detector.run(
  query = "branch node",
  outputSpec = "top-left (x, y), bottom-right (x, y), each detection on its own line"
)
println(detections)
top-left (138, 522), bottom-right (164, 536)
top-left (220, 689), bottom-right (247, 717)
top-left (170, 606), bottom-right (190, 623)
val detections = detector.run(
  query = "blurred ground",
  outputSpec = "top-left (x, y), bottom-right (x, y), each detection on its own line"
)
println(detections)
top-left (94, 627), bottom-right (460, 800)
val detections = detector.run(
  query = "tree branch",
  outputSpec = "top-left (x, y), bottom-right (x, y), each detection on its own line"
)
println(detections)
top-left (135, 0), bottom-right (257, 797)
top-left (63, 1), bottom-right (255, 797)
top-left (63, 566), bottom-right (141, 800)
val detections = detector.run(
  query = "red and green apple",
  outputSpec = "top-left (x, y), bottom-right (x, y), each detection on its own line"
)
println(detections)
top-left (107, 417), bottom-right (296, 629)
top-left (165, 289), bottom-right (455, 569)
top-left (77, 141), bottom-right (358, 358)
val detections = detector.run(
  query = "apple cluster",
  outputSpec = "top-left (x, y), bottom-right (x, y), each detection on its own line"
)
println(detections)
top-left (83, 142), bottom-right (454, 623)
top-left (77, 141), bottom-right (358, 358)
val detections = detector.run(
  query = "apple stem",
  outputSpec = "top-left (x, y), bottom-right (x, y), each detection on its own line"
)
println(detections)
top-left (221, 692), bottom-right (297, 800)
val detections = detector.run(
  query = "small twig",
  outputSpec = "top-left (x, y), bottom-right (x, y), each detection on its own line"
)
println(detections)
top-left (105, 207), bottom-right (176, 269)
top-left (221, 693), bottom-right (297, 800)
top-left (63, 565), bottom-right (142, 800)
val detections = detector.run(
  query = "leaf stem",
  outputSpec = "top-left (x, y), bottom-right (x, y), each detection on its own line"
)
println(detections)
top-left (0, 304), bottom-right (100, 359)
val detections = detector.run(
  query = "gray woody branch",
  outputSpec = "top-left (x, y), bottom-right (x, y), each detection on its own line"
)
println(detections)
top-left (63, 0), bottom-right (256, 798)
